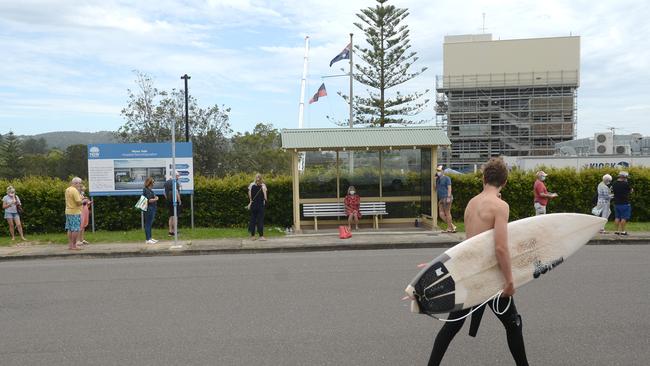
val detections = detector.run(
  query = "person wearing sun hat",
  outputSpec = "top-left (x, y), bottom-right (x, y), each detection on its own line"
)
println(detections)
top-left (533, 171), bottom-right (558, 215)
top-left (611, 171), bottom-right (633, 235)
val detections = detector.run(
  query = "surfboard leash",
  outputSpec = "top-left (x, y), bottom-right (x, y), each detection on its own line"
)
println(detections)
top-left (426, 291), bottom-right (512, 323)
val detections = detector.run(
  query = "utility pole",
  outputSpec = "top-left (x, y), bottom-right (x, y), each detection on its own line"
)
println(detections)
top-left (181, 74), bottom-right (191, 142)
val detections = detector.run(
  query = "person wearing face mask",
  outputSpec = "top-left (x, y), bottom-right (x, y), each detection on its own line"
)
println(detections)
top-left (593, 174), bottom-right (613, 233)
top-left (533, 171), bottom-right (558, 215)
top-left (344, 186), bottom-right (361, 230)
top-left (3, 186), bottom-right (26, 242)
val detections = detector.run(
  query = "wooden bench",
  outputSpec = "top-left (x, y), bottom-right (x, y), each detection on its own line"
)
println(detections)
top-left (302, 202), bottom-right (388, 231)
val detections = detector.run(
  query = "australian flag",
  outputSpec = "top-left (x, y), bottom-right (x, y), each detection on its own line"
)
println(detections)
top-left (309, 83), bottom-right (327, 104)
top-left (329, 43), bottom-right (351, 67)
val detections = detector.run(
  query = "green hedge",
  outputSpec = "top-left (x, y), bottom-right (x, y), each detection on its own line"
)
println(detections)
top-left (447, 167), bottom-right (646, 221)
top-left (0, 175), bottom-right (293, 234)
top-left (0, 168), bottom-right (646, 234)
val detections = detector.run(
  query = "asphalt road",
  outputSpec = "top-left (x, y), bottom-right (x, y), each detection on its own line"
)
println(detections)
top-left (0, 246), bottom-right (648, 366)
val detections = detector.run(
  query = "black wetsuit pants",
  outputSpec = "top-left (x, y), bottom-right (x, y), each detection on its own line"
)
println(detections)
top-left (427, 297), bottom-right (528, 366)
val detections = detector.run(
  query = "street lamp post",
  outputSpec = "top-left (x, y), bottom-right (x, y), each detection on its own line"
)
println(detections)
top-left (181, 74), bottom-right (191, 142)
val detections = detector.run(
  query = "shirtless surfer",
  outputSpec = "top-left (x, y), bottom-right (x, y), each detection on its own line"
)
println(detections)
top-left (427, 157), bottom-right (529, 366)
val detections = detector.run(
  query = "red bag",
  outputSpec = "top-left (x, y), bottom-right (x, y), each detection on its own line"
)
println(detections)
top-left (338, 225), bottom-right (352, 239)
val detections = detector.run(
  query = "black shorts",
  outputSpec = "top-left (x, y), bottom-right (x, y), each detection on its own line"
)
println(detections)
top-left (168, 203), bottom-right (182, 217)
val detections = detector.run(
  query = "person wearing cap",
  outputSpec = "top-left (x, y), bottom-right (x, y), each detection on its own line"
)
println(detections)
top-left (436, 165), bottom-right (456, 233)
top-left (611, 171), bottom-right (633, 235)
top-left (594, 174), bottom-right (614, 233)
top-left (164, 172), bottom-right (182, 236)
top-left (533, 171), bottom-right (558, 215)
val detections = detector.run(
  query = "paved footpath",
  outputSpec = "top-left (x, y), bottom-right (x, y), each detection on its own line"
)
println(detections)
top-left (1, 229), bottom-right (648, 261)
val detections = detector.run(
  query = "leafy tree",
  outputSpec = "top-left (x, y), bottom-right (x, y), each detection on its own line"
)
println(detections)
top-left (227, 123), bottom-right (290, 175)
top-left (340, 0), bottom-right (429, 127)
top-left (62, 144), bottom-right (88, 179)
top-left (117, 71), bottom-right (232, 176)
top-left (192, 104), bottom-right (232, 176)
top-left (0, 131), bottom-right (25, 179)
top-left (22, 137), bottom-right (49, 154)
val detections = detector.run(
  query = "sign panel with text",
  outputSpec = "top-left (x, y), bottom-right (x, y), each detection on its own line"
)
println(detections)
top-left (87, 143), bottom-right (193, 196)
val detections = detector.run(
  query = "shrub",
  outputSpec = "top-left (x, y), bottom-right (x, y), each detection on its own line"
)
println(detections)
top-left (0, 168), bottom-right (646, 234)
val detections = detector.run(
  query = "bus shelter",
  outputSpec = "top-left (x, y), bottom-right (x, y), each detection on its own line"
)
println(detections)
top-left (281, 127), bottom-right (451, 233)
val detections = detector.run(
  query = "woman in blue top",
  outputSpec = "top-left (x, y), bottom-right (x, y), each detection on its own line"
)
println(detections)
top-left (143, 177), bottom-right (159, 244)
top-left (3, 186), bottom-right (26, 242)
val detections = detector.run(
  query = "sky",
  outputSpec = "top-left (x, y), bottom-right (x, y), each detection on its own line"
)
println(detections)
top-left (0, 0), bottom-right (649, 139)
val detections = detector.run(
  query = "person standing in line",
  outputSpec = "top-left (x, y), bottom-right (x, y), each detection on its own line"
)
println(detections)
top-left (426, 158), bottom-right (528, 366)
top-left (436, 166), bottom-right (456, 233)
top-left (143, 177), bottom-right (159, 244)
top-left (533, 171), bottom-right (558, 215)
top-left (164, 172), bottom-right (181, 237)
top-left (344, 185), bottom-right (361, 230)
top-left (65, 177), bottom-right (84, 250)
top-left (78, 185), bottom-right (92, 245)
top-left (248, 173), bottom-right (268, 241)
top-left (3, 186), bottom-right (26, 242)
top-left (594, 174), bottom-right (613, 233)
top-left (611, 171), bottom-right (633, 236)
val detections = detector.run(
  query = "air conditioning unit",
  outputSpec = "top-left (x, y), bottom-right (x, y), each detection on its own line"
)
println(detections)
top-left (594, 132), bottom-right (614, 155)
top-left (615, 145), bottom-right (632, 155)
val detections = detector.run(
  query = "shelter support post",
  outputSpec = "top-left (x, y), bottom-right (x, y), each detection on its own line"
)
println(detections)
top-left (292, 151), bottom-right (302, 233)
top-left (431, 147), bottom-right (438, 230)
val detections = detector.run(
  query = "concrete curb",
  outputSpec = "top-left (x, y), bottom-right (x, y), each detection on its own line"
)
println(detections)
top-left (0, 234), bottom-right (647, 262)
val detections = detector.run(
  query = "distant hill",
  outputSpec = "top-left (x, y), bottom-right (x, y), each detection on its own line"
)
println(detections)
top-left (18, 131), bottom-right (119, 150)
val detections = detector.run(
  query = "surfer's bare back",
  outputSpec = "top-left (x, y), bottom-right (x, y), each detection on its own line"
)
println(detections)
top-left (427, 158), bottom-right (529, 366)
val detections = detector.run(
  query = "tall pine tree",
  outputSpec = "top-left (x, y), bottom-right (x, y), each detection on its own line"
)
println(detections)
top-left (0, 131), bottom-right (25, 179)
top-left (343, 0), bottom-right (429, 127)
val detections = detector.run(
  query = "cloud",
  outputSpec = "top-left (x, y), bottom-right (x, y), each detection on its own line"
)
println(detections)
top-left (0, 0), bottom-right (649, 137)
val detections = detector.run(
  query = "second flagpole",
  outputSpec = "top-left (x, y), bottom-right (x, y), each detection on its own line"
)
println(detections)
top-left (349, 33), bottom-right (353, 128)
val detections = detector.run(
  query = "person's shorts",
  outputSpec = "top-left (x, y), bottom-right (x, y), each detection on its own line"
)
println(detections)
top-left (65, 214), bottom-right (81, 232)
top-left (614, 204), bottom-right (631, 220)
top-left (4, 211), bottom-right (19, 220)
top-left (168, 203), bottom-right (182, 217)
top-left (534, 202), bottom-right (547, 215)
top-left (438, 196), bottom-right (453, 209)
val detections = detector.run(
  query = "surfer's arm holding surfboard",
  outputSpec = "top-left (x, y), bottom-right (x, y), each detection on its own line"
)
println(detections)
top-left (494, 201), bottom-right (515, 297)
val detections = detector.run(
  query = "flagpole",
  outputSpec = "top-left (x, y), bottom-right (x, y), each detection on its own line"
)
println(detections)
top-left (348, 33), bottom-right (354, 174)
top-left (297, 36), bottom-right (309, 173)
top-left (349, 33), bottom-right (353, 128)
top-left (298, 36), bottom-right (309, 129)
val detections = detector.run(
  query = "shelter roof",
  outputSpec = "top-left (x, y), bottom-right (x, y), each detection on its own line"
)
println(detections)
top-left (281, 126), bottom-right (451, 151)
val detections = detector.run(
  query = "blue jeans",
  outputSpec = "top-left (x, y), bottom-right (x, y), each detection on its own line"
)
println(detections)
top-left (144, 205), bottom-right (157, 240)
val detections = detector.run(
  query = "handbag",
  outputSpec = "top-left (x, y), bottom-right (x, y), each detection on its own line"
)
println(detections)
top-left (338, 225), bottom-right (352, 239)
top-left (135, 195), bottom-right (148, 211)
top-left (591, 205), bottom-right (603, 216)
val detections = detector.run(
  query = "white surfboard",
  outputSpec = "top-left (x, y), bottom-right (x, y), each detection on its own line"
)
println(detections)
top-left (405, 213), bottom-right (606, 314)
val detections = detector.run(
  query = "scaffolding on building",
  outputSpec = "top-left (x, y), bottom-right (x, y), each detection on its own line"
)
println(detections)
top-left (435, 70), bottom-right (579, 171)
